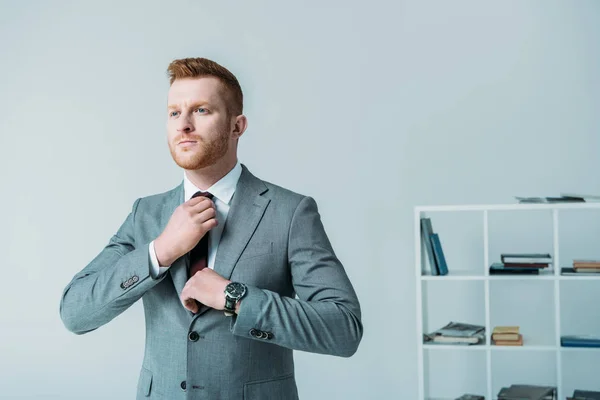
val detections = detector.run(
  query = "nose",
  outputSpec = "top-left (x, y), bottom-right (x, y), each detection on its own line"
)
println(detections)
top-left (176, 114), bottom-right (194, 134)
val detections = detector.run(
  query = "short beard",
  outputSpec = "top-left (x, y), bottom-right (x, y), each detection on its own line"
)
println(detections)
top-left (169, 129), bottom-right (230, 170)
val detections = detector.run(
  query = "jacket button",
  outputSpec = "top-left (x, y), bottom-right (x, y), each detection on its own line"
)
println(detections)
top-left (188, 331), bottom-right (200, 342)
top-left (249, 329), bottom-right (258, 337)
top-left (266, 332), bottom-right (274, 340)
top-left (180, 380), bottom-right (186, 391)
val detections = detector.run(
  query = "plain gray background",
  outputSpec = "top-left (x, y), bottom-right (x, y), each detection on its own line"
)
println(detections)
top-left (1, 0), bottom-right (599, 399)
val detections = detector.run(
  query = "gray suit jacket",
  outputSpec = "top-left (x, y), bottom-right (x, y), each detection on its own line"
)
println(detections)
top-left (59, 164), bottom-right (363, 400)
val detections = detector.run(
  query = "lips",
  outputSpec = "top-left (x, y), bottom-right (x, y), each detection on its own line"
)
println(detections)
top-left (178, 140), bottom-right (198, 146)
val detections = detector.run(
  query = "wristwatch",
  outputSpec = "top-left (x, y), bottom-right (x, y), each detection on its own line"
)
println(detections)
top-left (224, 282), bottom-right (247, 316)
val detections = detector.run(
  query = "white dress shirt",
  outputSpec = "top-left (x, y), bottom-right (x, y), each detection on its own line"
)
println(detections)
top-left (148, 161), bottom-right (243, 279)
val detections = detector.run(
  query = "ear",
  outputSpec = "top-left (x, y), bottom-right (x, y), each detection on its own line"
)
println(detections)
top-left (231, 115), bottom-right (248, 139)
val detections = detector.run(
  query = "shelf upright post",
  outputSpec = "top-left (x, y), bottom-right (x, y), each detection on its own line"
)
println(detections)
top-left (483, 209), bottom-right (493, 400)
top-left (415, 207), bottom-right (425, 400)
top-left (553, 208), bottom-right (562, 399)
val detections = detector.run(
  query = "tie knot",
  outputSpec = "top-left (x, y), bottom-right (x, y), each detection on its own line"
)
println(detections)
top-left (191, 190), bottom-right (213, 200)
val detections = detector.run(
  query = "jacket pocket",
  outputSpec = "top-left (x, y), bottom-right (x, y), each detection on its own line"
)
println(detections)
top-left (244, 373), bottom-right (297, 400)
top-left (238, 241), bottom-right (274, 260)
top-left (137, 367), bottom-right (153, 397)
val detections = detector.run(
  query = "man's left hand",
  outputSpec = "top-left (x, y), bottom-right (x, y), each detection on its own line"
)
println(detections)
top-left (181, 268), bottom-right (230, 313)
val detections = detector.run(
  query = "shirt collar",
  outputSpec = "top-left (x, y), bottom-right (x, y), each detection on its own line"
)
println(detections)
top-left (183, 161), bottom-right (242, 204)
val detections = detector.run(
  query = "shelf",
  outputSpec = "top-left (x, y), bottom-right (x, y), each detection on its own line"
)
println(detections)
top-left (560, 346), bottom-right (600, 352)
top-left (561, 350), bottom-right (600, 395)
top-left (415, 203), bottom-right (600, 400)
top-left (426, 398), bottom-right (471, 400)
top-left (489, 270), bottom-right (556, 280)
top-left (490, 351), bottom-right (557, 396)
top-left (426, 398), bottom-right (485, 400)
top-left (421, 272), bottom-right (600, 281)
top-left (425, 397), bottom-right (488, 400)
top-left (421, 271), bottom-right (484, 280)
top-left (559, 274), bottom-right (600, 280)
top-left (423, 350), bottom-right (487, 399)
top-left (416, 203), bottom-right (600, 212)
top-left (423, 344), bottom-right (558, 352)
top-left (423, 343), bottom-right (487, 351)
top-left (491, 344), bottom-right (556, 352)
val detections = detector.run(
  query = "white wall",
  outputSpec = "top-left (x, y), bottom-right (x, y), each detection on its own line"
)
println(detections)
top-left (1, 0), bottom-right (599, 398)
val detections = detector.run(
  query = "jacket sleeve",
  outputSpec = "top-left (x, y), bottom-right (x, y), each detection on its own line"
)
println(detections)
top-left (231, 196), bottom-right (363, 357)
top-left (59, 198), bottom-right (168, 335)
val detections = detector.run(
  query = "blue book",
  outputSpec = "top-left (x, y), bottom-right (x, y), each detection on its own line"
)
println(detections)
top-left (561, 335), bottom-right (600, 347)
top-left (420, 218), bottom-right (438, 275)
top-left (430, 233), bottom-right (448, 275)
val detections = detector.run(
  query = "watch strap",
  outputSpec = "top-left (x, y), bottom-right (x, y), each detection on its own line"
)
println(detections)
top-left (224, 296), bottom-right (236, 314)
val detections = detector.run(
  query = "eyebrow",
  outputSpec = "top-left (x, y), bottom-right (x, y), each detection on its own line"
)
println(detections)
top-left (167, 101), bottom-right (210, 110)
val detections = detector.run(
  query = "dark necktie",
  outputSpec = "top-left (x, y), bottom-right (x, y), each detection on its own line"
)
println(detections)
top-left (188, 190), bottom-right (214, 278)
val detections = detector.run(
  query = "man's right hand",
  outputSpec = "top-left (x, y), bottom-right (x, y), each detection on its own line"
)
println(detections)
top-left (154, 196), bottom-right (217, 266)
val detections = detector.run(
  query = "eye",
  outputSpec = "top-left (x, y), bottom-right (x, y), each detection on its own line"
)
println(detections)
top-left (195, 107), bottom-right (207, 114)
top-left (169, 111), bottom-right (180, 117)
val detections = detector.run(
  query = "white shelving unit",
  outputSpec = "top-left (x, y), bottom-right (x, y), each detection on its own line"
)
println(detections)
top-left (414, 202), bottom-right (600, 400)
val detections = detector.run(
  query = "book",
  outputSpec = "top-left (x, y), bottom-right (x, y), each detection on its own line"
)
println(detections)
top-left (490, 263), bottom-right (540, 275)
top-left (424, 321), bottom-right (485, 345)
top-left (501, 253), bottom-right (552, 264)
top-left (561, 267), bottom-right (600, 275)
top-left (420, 218), bottom-right (438, 275)
top-left (560, 193), bottom-right (600, 202)
top-left (573, 260), bottom-right (600, 269)
top-left (492, 326), bottom-right (520, 341)
top-left (435, 321), bottom-right (485, 337)
top-left (494, 334), bottom-right (523, 346)
top-left (429, 335), bottom-right (481, 344)
top-left (572, 389), bottom-right (600, 399)
top-left (503, 263), bottom-right (550, 268)
top-left (430, 233), bottom-right (448, 275)
top-left (561, 335), bottom-right (600, 347)
top-left (497, 384), bottom-right (556, 399)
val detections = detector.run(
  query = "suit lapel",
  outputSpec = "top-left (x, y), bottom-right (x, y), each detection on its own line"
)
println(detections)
top-left (192, 165), bottom-right (270, 319)
top-left (213, 165), bottom-right (270, 280)
top-left (162, 165), bottom-right (269, 318)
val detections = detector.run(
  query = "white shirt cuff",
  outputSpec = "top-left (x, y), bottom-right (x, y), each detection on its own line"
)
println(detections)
top-left (149, 240), bottom-right (170, 279)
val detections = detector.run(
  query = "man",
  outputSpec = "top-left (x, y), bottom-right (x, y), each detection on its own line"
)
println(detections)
top-left (59, 57), bottom-right (363, 400)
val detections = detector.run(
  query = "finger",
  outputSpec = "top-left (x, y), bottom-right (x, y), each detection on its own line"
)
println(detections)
top-left (194, 219), bottom-right (218, 235)
top-left (186, 195), bottom-right (212, 206)
top-left (188, 197), bottom-right (215, 212)
top-left (183, 298), bottom-right (198, 313)
top-left (181, 290), bottom-right (198, 311)
top-left (193, 207), bottom-right (218, 225)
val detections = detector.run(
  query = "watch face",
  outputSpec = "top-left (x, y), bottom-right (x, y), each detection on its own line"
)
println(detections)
top-left (227, 282), bottom-right (246, 298)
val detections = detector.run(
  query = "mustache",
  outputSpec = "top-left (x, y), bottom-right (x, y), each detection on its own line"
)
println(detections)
top-left (176, 135), bottom-right (202, 143)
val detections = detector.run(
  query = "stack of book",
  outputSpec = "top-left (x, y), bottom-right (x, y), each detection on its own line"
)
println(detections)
top-left (497, 384), bottom-right (556, 399)
top-left (490, 253), bottom-right (552, 275)
top-left (492, 326), bottom-right (523, 346)
top-left (423, 321), bottom-right (485, 345)
top-left (515, 195), bottom-right (585, 203)
top-left (515, 193), bottom-right (600, 203)
top-left (562, 259), bottom-right (600, 276)
top-left (454, 395), bottom-right (484, 400)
